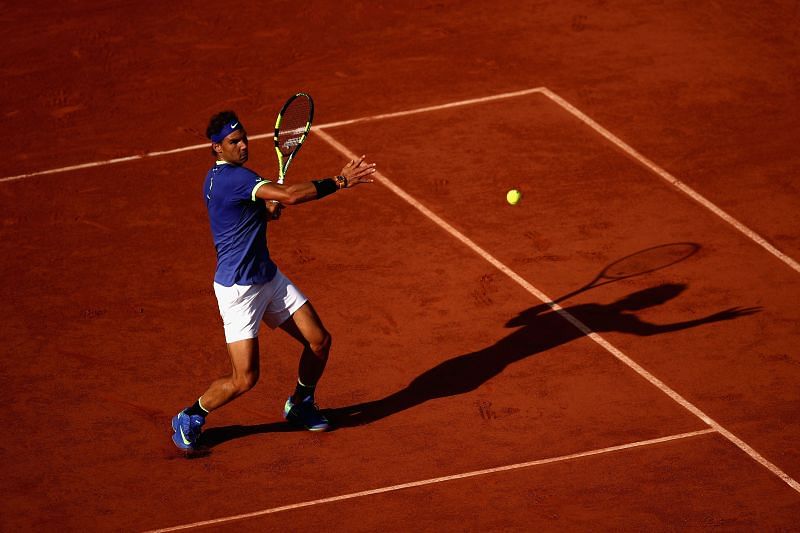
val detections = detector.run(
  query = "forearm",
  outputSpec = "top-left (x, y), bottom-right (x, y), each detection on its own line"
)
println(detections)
top-left (255, 177), bottom-right (344, 205)
top-left (255, 154), bottom-right (375, 205)
top-left (282, 181), bottom-right (324, 205)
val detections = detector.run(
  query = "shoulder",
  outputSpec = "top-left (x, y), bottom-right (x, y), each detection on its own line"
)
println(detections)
top-left (225, 165), bottom-right (263, 182)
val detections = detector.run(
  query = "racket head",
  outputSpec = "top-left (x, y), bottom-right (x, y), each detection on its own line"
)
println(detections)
top-left (274, 93), bottom-right (314, 182)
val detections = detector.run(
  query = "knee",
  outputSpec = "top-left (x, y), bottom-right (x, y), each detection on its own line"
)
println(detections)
top-left (233, 369), bottom-right (259, 394)
top-left (310, 331), bottom-right (332, 358)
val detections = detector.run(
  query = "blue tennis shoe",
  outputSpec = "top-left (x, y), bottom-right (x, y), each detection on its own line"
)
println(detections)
top-left (283, 396), bottom-right (330, 431)
top-left (171, 410), bottom-right (205, 450)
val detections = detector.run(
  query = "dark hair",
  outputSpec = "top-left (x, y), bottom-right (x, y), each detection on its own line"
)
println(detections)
top-left (206, 110), bottom-right (239, 156)
top-left (206, 110), bottom-right (239, 140)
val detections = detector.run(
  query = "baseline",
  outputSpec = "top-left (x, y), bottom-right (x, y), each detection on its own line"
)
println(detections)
top-left (314, 128), bottom-right (800, 495)
top-left (147, 429), bottom-right (715, 532)
top-left (0, 88), bottom-right (545, 184)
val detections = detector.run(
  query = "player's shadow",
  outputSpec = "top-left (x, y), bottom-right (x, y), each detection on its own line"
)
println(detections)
top-left (326, 283), bottom-right (759, 428)
top-left (195, 420), bottom-right (302, 450)
top-left (195, 282), bottom-right (759, 448)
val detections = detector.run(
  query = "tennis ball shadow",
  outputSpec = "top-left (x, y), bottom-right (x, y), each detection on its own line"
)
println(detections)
top-left (326, 282), bottom-right (760, 428)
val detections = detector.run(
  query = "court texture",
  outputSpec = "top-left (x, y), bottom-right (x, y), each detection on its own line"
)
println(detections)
top-left (1, 2), bottom-right (799, 530)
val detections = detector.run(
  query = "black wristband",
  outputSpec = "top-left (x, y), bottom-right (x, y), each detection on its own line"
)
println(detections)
top-left (312, 178), bottom-right (338, 199)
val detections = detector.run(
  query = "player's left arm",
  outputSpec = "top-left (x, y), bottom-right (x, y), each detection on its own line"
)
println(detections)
top-left (254, 155), bottom-right (377, 205)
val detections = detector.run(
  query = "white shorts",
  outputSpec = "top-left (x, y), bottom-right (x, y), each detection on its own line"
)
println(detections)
top-left (213, 269), bottom-right (308, 343)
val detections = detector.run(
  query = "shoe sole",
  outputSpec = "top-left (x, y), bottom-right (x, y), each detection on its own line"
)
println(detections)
top-left (284, 414), bottom-right (330, 432)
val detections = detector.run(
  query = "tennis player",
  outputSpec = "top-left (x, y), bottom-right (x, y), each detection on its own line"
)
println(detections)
top-left (172, 110), bottom-right (376, 450)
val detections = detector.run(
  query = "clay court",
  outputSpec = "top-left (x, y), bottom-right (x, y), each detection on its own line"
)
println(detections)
top-left (2, 1), bottom-right (800, 530)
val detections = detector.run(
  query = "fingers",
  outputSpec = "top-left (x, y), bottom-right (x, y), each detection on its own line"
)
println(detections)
top-left (737, 306), bottom-right (762, 315)
top-left (353, 175), bottom-right (375, 185)
top-left (345, 155), bottom-right (368, 170)
top-left (353, 165), bottom-right (377, 184)
top-left (357, 164), bottom-right (377, 177)
top-left (340, 154), bottom-right (377, 186)
top-left (345, 155), bottom-right (366, 169)
top-left (354, 156), bottom-right (376, 174)
top-left (716, 306), bottom-right (762, 320)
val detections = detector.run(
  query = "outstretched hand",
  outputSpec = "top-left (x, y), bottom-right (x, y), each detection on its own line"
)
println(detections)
top-left (340, 155), bottom-right (377, 188)
top-left (709, 306), bottom-right (762, 321)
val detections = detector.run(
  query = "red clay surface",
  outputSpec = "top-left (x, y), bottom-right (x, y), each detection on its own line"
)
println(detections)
top-left (2, 2), bottom-right (799, 531)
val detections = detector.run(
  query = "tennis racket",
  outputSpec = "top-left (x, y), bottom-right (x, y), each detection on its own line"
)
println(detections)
top-left (274, 92), bottom-right (314, 185)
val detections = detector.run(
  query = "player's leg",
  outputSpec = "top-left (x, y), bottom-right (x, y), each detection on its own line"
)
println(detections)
top-left (202, 282), bottom-right (268, 408)
top-left (199, 338), bottom-right (261, 410)
top-left (172, 338), bottom-right (260, 450)
top-left (172, 282), bottom-right (267, 450)
top-left (280, 301), bottom-right (331, 402)
top-left (260, 270), bottom-right (331, 431)
top-left (270, 301), bottom-right (332, 431)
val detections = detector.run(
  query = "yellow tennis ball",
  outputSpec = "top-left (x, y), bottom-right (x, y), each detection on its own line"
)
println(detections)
top-left (506, 189), bottom-right (522, 205)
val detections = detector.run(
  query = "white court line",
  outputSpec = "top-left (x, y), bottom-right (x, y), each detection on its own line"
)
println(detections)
top-left (0, 143), bottom-right (207, 183)
top-left (5, 88), bottom-right (798, 478)
top-left (315, 128), bottom-right (800, 497)
top-left (11, 90), bottom-right (792, 526)
top-left (535, 88), bottom-right (800, 274)
top-left (313, 86), bottom-right (546, 129)
top-left (4, 87), bottom-right (798, 277)
top-left (0, 88), bottom-right (545, 184)
top-left (148, 429), bottom-right (715, 532)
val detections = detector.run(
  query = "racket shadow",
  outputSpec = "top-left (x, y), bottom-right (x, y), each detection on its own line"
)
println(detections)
top-left (525, 241), bottom-right (702, 316)
top-left (326, 282), bottom-right (760, 428)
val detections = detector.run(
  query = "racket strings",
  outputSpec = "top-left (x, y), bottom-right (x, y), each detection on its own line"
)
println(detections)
top-left (277, 98), bottom-right (312, 155)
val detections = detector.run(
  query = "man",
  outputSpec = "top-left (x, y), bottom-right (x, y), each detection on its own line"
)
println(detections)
top-left (172, 110), bottom-right (376, 451)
